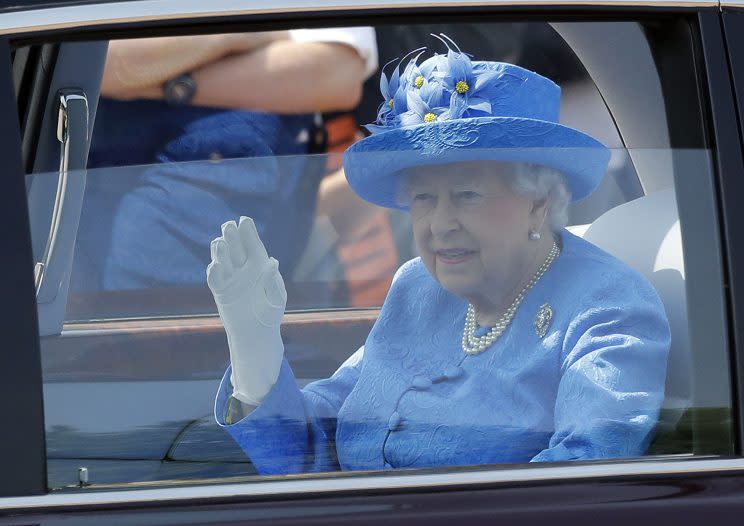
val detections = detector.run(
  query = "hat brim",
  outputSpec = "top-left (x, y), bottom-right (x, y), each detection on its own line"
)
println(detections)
top-left (343, 116), bottom-right (611, 209)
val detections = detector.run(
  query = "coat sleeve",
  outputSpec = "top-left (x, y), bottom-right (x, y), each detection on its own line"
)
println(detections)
top-left (214, 347), bottom-right (364, 474)
top-left (530, 280), bottom-right (671, 463)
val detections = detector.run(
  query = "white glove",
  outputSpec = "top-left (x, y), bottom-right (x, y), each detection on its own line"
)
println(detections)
top-left (207, 216), bottom-right (287, 406)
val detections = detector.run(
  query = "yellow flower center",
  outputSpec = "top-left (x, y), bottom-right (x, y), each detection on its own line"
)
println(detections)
top-left (424, 112), bottom-right (437, 123)
top-left (388, 99), bottom-right (394, 108)
top-left (414, 75), bottom-right (425, 88)
top-left (456, 80), bottom-right (470, 94)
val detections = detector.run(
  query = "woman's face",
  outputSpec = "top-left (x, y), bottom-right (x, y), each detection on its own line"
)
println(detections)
top-left (405, 162), bottom-right (545, 306)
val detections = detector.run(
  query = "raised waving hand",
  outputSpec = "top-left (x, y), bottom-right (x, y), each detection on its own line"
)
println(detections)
top-left (207, 216), bottom-right (286, 406)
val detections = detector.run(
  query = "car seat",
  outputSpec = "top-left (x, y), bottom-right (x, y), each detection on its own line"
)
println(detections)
top-left (581, 188), bottom-right (693, 451)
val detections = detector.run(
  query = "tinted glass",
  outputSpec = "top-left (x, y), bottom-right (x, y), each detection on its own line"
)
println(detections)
top-left (23, 19), bottom-right (734, 491)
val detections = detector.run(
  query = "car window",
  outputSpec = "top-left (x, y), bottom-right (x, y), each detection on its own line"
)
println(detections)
top-left (21, 18), bottom-right (734, 491)
top-left (50, 23), bottom-right (640, 321)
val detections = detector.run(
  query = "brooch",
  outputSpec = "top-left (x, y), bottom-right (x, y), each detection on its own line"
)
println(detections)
top-left (534, 303), bottom-right (553, 338)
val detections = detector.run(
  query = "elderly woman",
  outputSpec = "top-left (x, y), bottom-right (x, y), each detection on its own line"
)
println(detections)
top-left (208, 42), bottom-right (670, 474)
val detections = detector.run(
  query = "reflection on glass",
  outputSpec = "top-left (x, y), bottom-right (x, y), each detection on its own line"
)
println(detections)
top-left (29, 147), bottom-right (733, 488)
top-left (26, 20), bottom-right (733, 490)
top-left (29, 141), bottom-right (730, 490)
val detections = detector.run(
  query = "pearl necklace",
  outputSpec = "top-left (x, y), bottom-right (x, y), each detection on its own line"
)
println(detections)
top-left (461, 240), bottom-right (560, 355)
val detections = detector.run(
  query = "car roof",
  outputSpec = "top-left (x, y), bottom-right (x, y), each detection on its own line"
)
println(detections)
top-left (0, 0), bottom-right (724, 37)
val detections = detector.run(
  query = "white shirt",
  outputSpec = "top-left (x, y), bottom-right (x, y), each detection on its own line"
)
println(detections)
top-left (289, 27), bottom-right (379, 80)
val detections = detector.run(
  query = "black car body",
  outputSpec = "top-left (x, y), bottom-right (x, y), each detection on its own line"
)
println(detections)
top-left (2, 0), bottom-right (744, 523)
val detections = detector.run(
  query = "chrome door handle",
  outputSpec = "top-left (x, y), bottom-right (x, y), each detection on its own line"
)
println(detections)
top-left (35, 89), bottom-right (88, 295)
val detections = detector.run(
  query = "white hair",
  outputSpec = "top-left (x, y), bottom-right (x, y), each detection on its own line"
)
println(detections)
top-left (507, 164), bottom-right (571, 231)
top-left (395, 161), bottom-right (572, 230)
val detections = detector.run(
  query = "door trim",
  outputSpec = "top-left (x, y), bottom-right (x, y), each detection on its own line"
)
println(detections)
top-left (1, 456), bottom-right (743, 511)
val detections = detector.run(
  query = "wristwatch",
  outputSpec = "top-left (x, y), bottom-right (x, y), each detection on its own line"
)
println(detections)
top-left (162, 73), bottom-right (197, 105)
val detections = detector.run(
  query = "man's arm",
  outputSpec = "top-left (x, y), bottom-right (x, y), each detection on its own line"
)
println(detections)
top-left (192, 39), bottom-right (366, 112)
top-left (101, 32), bottom-right (287, 98)
top-left (105, 39), bottom-right (367, 113)
top-left (317, 168), bottom-right (381, 241)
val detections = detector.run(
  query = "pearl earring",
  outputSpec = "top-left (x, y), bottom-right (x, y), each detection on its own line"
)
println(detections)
top-left (529, 230), bottom-right (541, 241)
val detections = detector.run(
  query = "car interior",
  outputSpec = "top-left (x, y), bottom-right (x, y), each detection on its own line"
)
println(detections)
top-left (13, 17), bottom-right (734, 490)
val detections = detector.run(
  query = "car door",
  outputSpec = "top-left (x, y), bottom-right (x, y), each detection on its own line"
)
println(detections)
top-left (0, 35), bottom-right (45, 499)
top-left (2, 0), bottom-right (744, 524)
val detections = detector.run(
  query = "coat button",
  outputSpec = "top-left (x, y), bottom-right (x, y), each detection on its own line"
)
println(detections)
top-left (412, 375), bottom-right (432, 390)
top-left (387, 412), bottom-right (403, 431)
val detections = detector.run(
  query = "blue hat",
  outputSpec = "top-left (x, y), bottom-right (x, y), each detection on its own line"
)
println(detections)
top-left (344, 41), bottom-right (611, 209)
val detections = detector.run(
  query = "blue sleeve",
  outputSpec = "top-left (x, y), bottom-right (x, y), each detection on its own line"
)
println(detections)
top-left (531, 284), bottom-right (671, 463)
top-left (214, 348), bottom-right (364, 474)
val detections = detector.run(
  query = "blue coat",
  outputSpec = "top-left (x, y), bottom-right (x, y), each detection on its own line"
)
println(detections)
top-left (215, 230), bottom-right (671, 474)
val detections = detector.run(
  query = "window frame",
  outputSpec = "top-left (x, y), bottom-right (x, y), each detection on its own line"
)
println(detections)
top-left (0, 0), bottom-right (720, 39)
top-left (2, 0), bottom-right (744, 510)
top-left (710, 7), bottom-right (744, 456)
top-left (2, 456), bottom-right (744, 512)
top-left (0, 36), bottom-right (46, 499)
